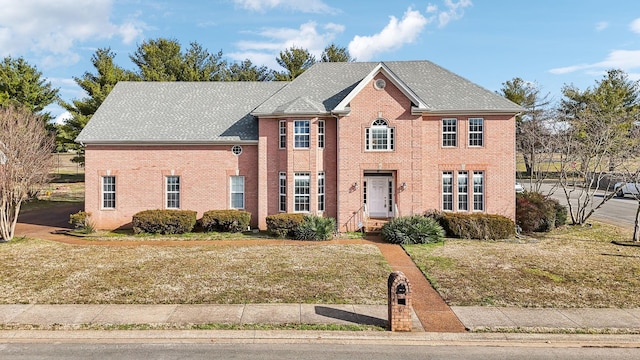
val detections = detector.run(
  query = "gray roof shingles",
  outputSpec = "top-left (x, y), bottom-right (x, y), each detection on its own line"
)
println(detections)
top-left (76, 61), bottom-right (521, 144)
top-left (76, 81), bottom-right (286, 143)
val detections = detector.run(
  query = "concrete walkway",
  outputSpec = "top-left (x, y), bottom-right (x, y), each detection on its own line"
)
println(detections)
top-left (1, 304), bottom-right (639, 334)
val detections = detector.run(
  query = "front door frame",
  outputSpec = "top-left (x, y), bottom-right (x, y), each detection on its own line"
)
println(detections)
top-left (364, 172), bottom-right (394, 218)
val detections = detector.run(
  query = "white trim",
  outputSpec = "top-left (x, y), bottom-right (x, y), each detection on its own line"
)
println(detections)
top-left (334, 62), bottom-right (429, 113)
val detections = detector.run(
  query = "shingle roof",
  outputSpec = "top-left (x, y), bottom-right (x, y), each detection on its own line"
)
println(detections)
top-left (76, 61), bottom-right (521, 144)
top-left (76, 81), bottom-right (286, 143)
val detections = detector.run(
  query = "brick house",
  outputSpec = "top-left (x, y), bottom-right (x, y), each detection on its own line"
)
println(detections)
top-left (76, 61), bottom-right (522, 231)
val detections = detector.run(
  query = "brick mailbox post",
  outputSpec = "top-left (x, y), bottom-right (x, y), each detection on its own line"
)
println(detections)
top-left (387, 271), bottom-right (412, 332)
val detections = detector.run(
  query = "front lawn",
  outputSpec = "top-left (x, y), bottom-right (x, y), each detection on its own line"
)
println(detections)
top-left (405, 222), bottom-right (640, 308)
top-left (0, 239), bottom-right (389, 305)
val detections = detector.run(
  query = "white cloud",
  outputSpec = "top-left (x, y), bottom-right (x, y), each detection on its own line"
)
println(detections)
top-left (348, 8), bottom-right (430, 61)
top-left (630, 18), bottom-right (640, 34)
top-left (595, 21), bottom-right (609, 31)
top-left (53, 111), bottom-right (73, 125)
top-left (437, 0), bottom-right (472, 28)
top-left (229, 21), bottom-right (344, 69)
top-left (550, 50), bottom-right (640, 75)
top-left (0, 0), bottom-right (144, 65)
top-left (233, 0), bottom-right (337, 14)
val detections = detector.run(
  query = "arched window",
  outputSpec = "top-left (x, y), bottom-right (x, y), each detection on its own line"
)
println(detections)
top-left (365, 118), bottom-right (394, 151)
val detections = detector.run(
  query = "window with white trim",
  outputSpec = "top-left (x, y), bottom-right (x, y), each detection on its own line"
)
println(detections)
top-left (230, 176), bottom-right (245, 209)
top-left (166, 176), bottom-right (180, 209)
top-left (279, 172), bottom-right (286, 212)
top-left (442, 172), bottom-right (453, 211)
top-left (365, 118), bottom-right (394, 151)
top-left (279, 120), bottom-right (286, 149)
top-left (457, 171), bottom-right (468, 211)
top-left (473, 171), bottom-right (484, 211)
top-left (101, 176), bottom-right (116, 209)
top-left (468, 118), bottom-right (484, 147)
top-left (318, 172), bottom-right (325, 211)
top-left (442, 118), bottom-right (457, 147)
top-left (294, 172), bottom-right (310, 212)
top-left (318, 120), bottom-right (325, 149)
top-left (294, 120), bottom-right (310, 148)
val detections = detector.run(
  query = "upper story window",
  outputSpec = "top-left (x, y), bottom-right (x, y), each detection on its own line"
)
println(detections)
top-left (318, 120), bottom-right (325, 149)
top-left (442, 118), bottom-right (457, 147)
top-left (294, 120), bottom-right (310, 148)
top-left (166, 176), bottom-right (180, 209)
top-left (468, 118), bottom-right (484, 147)
top-left (101, 176), bottom-right (116, 209)
top-left (365, 118), bottom-right (394, 151)
top-left (279, 120), bottom-right (286, 149)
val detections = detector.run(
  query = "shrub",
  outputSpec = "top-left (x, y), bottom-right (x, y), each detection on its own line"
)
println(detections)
top-left (516, 192), bottom-right (567, 233)
top-left (69, 211), bottom-right (95, 234)
top-left (440, 213), bottom-right (515, 240)
top-left (381, 215), bottom-right (445, 245)
top-left (132, 209), bottom-right (197, 235)
top-left (265, 213), bottom-right (305, 238)
top-left (294, 215), bottom-right (336, 241)
top-left (201, 210), bottom-right (251, 233)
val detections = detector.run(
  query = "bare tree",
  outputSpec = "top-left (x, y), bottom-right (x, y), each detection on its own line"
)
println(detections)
top-left (0, 105), bottom-right (54, 241)
top-left (556, 70), bottom-right (640, 225)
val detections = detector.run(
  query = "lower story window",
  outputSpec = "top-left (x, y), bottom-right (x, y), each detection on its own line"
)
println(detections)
top-left (279, 172), bottom-right (286, 212)
top-left (442, 172), bottom-right (453, 211)
top-left (294, 172), bottom-right (310, 212)
top-left (230, 176), bottom-right (245, 209)
top-left (458, 171), bottom-right (468, 211)
top-left (318, 172), bottom-right (325, 211)
top-left (166, 176), bottom-right (180, 209)
top-left (102, 175), bottom-right (116, 209)
top-left (473, 171), bottom-right (484, 211)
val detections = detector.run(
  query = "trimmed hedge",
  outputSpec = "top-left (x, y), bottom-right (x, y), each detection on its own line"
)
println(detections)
top-left (201, 210), bottom-right (251, 233)
top-left (439, 212), bottom-right (515, 240)
top-left (132, 209), bottom-right (197, 235)
top-left (516, 192), bottom-right (567, 233)
top-left (381, 215), bottom-right (444, 245)
top-left (265, 213), bottom-right (305, 238)
top-left (294, 215), bottom-right (336, 241)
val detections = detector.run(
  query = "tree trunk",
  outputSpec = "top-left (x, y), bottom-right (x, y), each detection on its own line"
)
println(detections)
top-left (633, 201), bottom-right (640, 242)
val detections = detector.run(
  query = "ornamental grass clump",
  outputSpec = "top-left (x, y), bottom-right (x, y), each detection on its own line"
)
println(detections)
top-left (294, 215), bottom-right (336, 241)
top-left (381, 215), bottom-right (444, 245)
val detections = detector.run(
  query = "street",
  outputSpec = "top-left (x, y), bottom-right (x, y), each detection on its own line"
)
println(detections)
top-left (528, 182), bottom-right (638, 230)
top-left (2, 342), bottom-right (639, 360)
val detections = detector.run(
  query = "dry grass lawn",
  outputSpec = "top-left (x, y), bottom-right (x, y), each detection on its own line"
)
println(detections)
top-left (0, 239), bottom-right (389, 305)
top-left (405, 223), bottom-right (640, 308)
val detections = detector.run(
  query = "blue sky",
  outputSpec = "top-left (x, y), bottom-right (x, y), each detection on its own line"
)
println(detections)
top-left (2, 0), bottom-right (640, 122)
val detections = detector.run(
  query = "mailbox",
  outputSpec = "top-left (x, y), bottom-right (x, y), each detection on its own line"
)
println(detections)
top-left (387, 271), bottom-right (412, 332)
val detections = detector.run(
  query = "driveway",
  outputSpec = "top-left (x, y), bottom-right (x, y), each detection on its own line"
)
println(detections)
top-left (14, 202), bottom-right (84, 240)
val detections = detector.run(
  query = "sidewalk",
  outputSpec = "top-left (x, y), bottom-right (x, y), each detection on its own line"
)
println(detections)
top-left (1, 303), bottom-right (639, 334)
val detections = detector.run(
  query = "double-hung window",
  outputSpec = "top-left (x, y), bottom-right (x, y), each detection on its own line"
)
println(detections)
top-left (442, 118), bottom-right (457, 147)
top-left (318, 120), bottom-right (325, 149)
top-left (457, 171), bottom-right (468, 211)
top-left (101, 176), bottom-right (116, 209)
top-left (279, 172), bottom-right (287, 212)
top-left (294, 120), bottom-right (310, 148)
top-left (230, 176), bottom-right (245, 209)
top-left (166, 176), bottom-right (180, 209)
top-left (442, 172), bottom-right (453, 211)
top-left (279, 120), bottom-right (286, 149)
top-left (473, 171), bottom-right (484, 211)
top-left (294, 172), bottom-right (310, 212)
top-left (365, 118), bottom-right (394, 151)
top-left (317, 172), bottom-right (325, 211)
top-left (468, 118), bottom-right (484, 147)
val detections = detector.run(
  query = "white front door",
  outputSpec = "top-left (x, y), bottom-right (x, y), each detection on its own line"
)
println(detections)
top-left (367, 177), bottom-right (391, 217)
